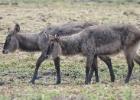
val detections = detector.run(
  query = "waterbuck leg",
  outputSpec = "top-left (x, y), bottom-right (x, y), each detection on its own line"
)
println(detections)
top-left (134, 54), bottom-right (140, 65)
top-left (94, 58), bottom-right (99, 82)
top-left (53, 57), bottom-right (61, 84)
top-left (125, 51), bottom-right (134, 83)
top-left (85, 64), bottom-right (90, 84)
top-left (125, 59), bottom-right (134, 83)
top-left (85, 56), bottom-right (93, 84)
top-left (88, 55), bottom-right (98, 83)
top-left (30, 52), bottom-right (47, 84)
top-left (99, 56), bottom-right (115, 82)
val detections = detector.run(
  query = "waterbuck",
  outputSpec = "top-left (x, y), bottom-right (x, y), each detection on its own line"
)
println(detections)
top-left (3, 22), bottom-right (115, 84)
top-left (44, 24), bottom-right (140, 84)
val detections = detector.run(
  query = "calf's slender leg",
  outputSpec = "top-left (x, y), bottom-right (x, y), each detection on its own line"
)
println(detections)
top-left (124, 48), bottom-right (135, 83)
top-left (99, 56), bottom-right (115, 82)
top-left (125, 56), bottom-right (134, 83)
top-left (53, 57), bottom-right (61, 84)
top-left (88, 55), bottom-right (98, 83)
top-left (85, 56), bottom-right (93, 84)
top-left (30, 52), bottom-right (47, 84)
top-left (94, 57), bottom-right (99, 82)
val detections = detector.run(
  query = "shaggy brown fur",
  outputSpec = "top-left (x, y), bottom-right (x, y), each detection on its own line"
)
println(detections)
top-left (46, 24), bottom-right (140, 84)
top-left (3, 22), bottom-right (100, 84)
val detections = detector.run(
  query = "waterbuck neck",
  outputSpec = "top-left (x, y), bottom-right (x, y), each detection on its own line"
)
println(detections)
top-left (16, 33), bottom-right (40, 52)
top-left (59, 33), bottom-right (82, 55)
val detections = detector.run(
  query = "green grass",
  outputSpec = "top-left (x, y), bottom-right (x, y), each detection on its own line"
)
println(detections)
top-left (0, 53), bottom-right (139, 99)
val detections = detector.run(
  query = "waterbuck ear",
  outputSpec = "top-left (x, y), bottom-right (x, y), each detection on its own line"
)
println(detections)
top-left (54, 34), bottom-right (60, 39)
top-left (13, 23), bottom-right (20, 34)
top-left (48, 34), bottom-right (55, 40)
top-left (54, 34), bottom-right (60, 42)
top-left (54, 34), bottom-right (59, 38)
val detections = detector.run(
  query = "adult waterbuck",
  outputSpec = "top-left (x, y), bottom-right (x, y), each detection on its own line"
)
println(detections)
top-left (3, 22), bottom-right (113, 84)
top-left (44, 24), bottom-right (140, 84)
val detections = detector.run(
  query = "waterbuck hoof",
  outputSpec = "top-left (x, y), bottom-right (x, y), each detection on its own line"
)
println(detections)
top-left (29, 80), bottom-right (35, 84)
top-left (56, 81), bottom-right (61, 84)
top-left (111, 78), bottom-right (115, 82)
top-left (85, 81), bottom-right (89, 85)
top-left (125, 79), bottom-right (129, 84)
top-left (96, 80), bottom-right (99, 83)
top-left (111, 80), bottom-right (115, 82)
top-left (111, 76), bottom-right (115, 82)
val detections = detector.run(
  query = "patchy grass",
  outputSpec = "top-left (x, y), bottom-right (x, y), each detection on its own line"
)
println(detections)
top-left (0, 53), bottom-right (140, 100)
top-left (0, 2), bottom-right (140, 100)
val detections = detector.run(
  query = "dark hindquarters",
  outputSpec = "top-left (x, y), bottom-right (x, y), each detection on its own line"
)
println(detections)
top-left (53, 57), bottom-right (61, 84)
top-left (99, 56), bottom-right (115, 82)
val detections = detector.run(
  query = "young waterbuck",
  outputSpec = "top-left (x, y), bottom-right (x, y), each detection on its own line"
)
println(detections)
top-left (44, 24), bottom-right (140, 84)
top-left (3, 22), bottom-right (114, 84)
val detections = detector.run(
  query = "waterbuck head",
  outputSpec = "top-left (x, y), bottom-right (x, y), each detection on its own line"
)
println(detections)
top-left (45, 34), bottom-right (62, 59)
top-left (2, 23), bottom-right (20, 54)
